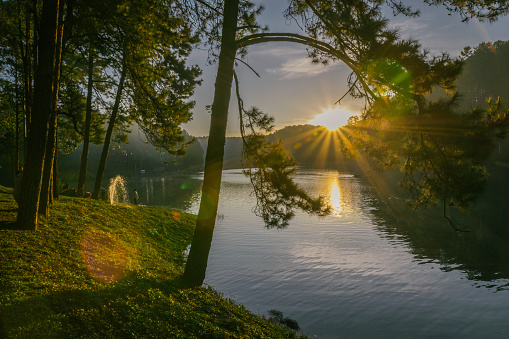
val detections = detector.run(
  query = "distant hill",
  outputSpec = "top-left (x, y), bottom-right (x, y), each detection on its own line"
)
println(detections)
top-left (197, 136), bottom-right (243, 169)
top-left (59, 123), bottom-right (364, 186)
top-left (268, 124), bottom-right (356, 170)
top-left (197, 124), bottom-right (360, 171)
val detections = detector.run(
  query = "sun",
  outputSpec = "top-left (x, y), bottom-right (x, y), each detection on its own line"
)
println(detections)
top-left (309, 108), bottom-right (355, 131)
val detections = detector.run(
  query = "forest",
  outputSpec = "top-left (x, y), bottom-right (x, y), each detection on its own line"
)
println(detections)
top-left (3, 38), bottom-right (507, 185)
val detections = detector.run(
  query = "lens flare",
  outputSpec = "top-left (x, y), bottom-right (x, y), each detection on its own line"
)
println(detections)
top-left (80, 229), bottom-right (130, 283)
top-left (171, 211), bottom-right (181, 221)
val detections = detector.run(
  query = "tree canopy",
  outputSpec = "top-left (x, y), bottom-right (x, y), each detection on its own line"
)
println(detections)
top-left (0, 0), bottom-right (203, 228)
top-left (183, 0), bottom-right (509, 286)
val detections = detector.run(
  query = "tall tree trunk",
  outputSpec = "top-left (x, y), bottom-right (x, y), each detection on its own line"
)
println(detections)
top-left (92, 58), bottom-right (127, 199)
top-left (52, 149), bottom-right (59, 199)
top-left (15, 69), bottom-right (20, 173)
top-left (77, 45), bottom-right (94, 197)
top-left (39, 0), bottom-right (64, 216)
top-left (39, 110), bottom-right (57, 215)
top-left (182, 0), bottom-right (239, 287)
top-left (16, 0), bottom-right (60, 230)
top-left (15, 0), bottom-right (22, 174)
top-left (32, 0), bottom-right (38, 75)
top-left (22, 0), bottom-right (33, 159)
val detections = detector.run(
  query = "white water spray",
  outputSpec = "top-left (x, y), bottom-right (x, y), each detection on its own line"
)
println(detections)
top-left (108, 175), bottom-right (129, 204)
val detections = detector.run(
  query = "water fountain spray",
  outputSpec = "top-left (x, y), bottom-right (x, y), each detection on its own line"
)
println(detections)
top-left (108, 175), bottom-right (129, 204)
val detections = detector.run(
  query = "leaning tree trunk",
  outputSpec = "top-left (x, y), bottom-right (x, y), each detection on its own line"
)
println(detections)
top-left (182, 0), bottom-right (240, 287)
top-left (77, 45), bottom-right (94, 197)
top-left (16, 0), bottom-right (60, 230)
top-left (92, 58), bottom-right (127, 199)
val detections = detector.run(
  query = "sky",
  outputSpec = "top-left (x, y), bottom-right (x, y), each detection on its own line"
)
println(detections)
top-left (183, 0), bottom-right (509, 137)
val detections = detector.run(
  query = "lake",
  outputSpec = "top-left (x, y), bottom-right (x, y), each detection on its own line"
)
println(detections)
top-left (125, 168), bottom-right (509, 338)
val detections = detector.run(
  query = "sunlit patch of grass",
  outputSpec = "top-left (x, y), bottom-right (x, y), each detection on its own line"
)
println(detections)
top-left (0, 186), bottom-right (298, 338)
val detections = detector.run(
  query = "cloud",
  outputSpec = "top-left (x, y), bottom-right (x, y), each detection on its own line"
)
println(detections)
top-left (244, 44), bottom-right (346, 79)
top-left (268, 57), bottom-right (345, 79)
top-left (391, 18), bottom-right (428, 35)
top-left (249, 45), bottom-right (304, 58)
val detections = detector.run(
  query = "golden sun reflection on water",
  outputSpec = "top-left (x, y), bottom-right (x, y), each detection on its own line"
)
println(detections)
top-left (328, 177), bottom-right (342, 216)
top-left (312, 170), bottom-right (359, 218)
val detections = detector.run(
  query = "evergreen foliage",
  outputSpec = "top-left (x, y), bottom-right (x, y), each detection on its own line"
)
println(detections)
top-left (240, 107), bottom-right (330, 229)
top-left (0, 0), bottom-right (202, 227)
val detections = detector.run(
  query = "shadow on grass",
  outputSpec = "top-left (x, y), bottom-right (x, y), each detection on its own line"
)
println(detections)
top-left (0, 221), bottom-right (18, 230)
top-left (0, 277), bottom-right (188, 338)
top-left (0, 275), bottom-right (282, 338)
top-left (0, 273), bottom-right (294, 338)
top-left (0, 199), bottom-right (18, 230)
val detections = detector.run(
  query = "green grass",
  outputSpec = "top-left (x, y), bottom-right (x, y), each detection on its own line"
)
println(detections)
top-left (0, 185), bottom-right (299, 338)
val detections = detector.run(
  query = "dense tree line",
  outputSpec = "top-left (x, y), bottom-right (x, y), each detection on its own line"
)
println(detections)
top-left (457, 40), bottom-right (509, 109)
top-left (0, 0), bottom-right (202, 229)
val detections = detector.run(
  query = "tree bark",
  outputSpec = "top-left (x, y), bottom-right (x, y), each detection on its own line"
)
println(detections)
top-left (15, 68), bottom-right (20, 174)
top-left (182, 0), bottom-right (239, 287)
top-left (92, 58), bottom-right (127, 199)
top-left (16, 0), bottom-right (60, 230)
top-left (52, 150), bottom-right (59, 199)
top-left (39, 0), bottom-right (64, 215)
top-left (21, 0), bottom-right (32, 158)
top-left (39, 110), bottom-right (57, 215)
top-left (77, 45), bottom-right (94, 197)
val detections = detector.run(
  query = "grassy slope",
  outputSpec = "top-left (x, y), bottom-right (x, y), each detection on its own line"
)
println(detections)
top-left (0, 186), bottom-right (295, 338)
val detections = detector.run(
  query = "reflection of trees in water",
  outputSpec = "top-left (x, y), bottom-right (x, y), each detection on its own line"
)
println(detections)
top-left (366, 170), bottom-right (509, 290)
top-left (132, 175), bottom-right (203, 210)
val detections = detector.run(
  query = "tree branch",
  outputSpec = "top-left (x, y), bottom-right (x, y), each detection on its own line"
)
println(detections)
top-left (193, 0), bottom-right (223, 16)
top-left (443, 197), bottom-right (471, 232)
top-left (237, 33), bottom-right (353, 68)
top-left (57, 110), bottom-right (83, 137)
top-left (235, 57), bottom-right (260, 78)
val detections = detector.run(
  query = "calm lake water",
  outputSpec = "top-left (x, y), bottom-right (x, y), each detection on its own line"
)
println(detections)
top-left (125, 169), bottom-right (509, 338)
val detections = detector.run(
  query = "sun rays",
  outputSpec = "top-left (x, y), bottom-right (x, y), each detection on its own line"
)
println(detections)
top-left (309, 108), bottom-right (355, 131)
top-left (279, 124), bottom-right (357, 170)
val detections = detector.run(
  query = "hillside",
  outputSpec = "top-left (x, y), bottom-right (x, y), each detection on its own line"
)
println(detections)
top-left (0, 186), bottom-right (298, 338)
top-left (197, 125), bottom-right (361, 171)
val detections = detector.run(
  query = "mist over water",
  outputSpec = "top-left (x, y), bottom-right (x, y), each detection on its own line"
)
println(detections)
top-left (126, 169), bottom-right (509, 338)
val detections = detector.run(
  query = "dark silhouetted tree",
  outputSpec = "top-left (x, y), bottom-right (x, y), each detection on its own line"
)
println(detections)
top-left (183, 0), bottom-right (416, 287)
top-left (182, 0), bottom-right (509, 286)
top-left (16, 0), bottom-right (61, 230)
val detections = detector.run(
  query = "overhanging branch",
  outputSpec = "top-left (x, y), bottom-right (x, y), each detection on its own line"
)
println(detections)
top-left (236, 32), bottom-right (376, 99)
top-left (236, 32), bottom-right (354, 69)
